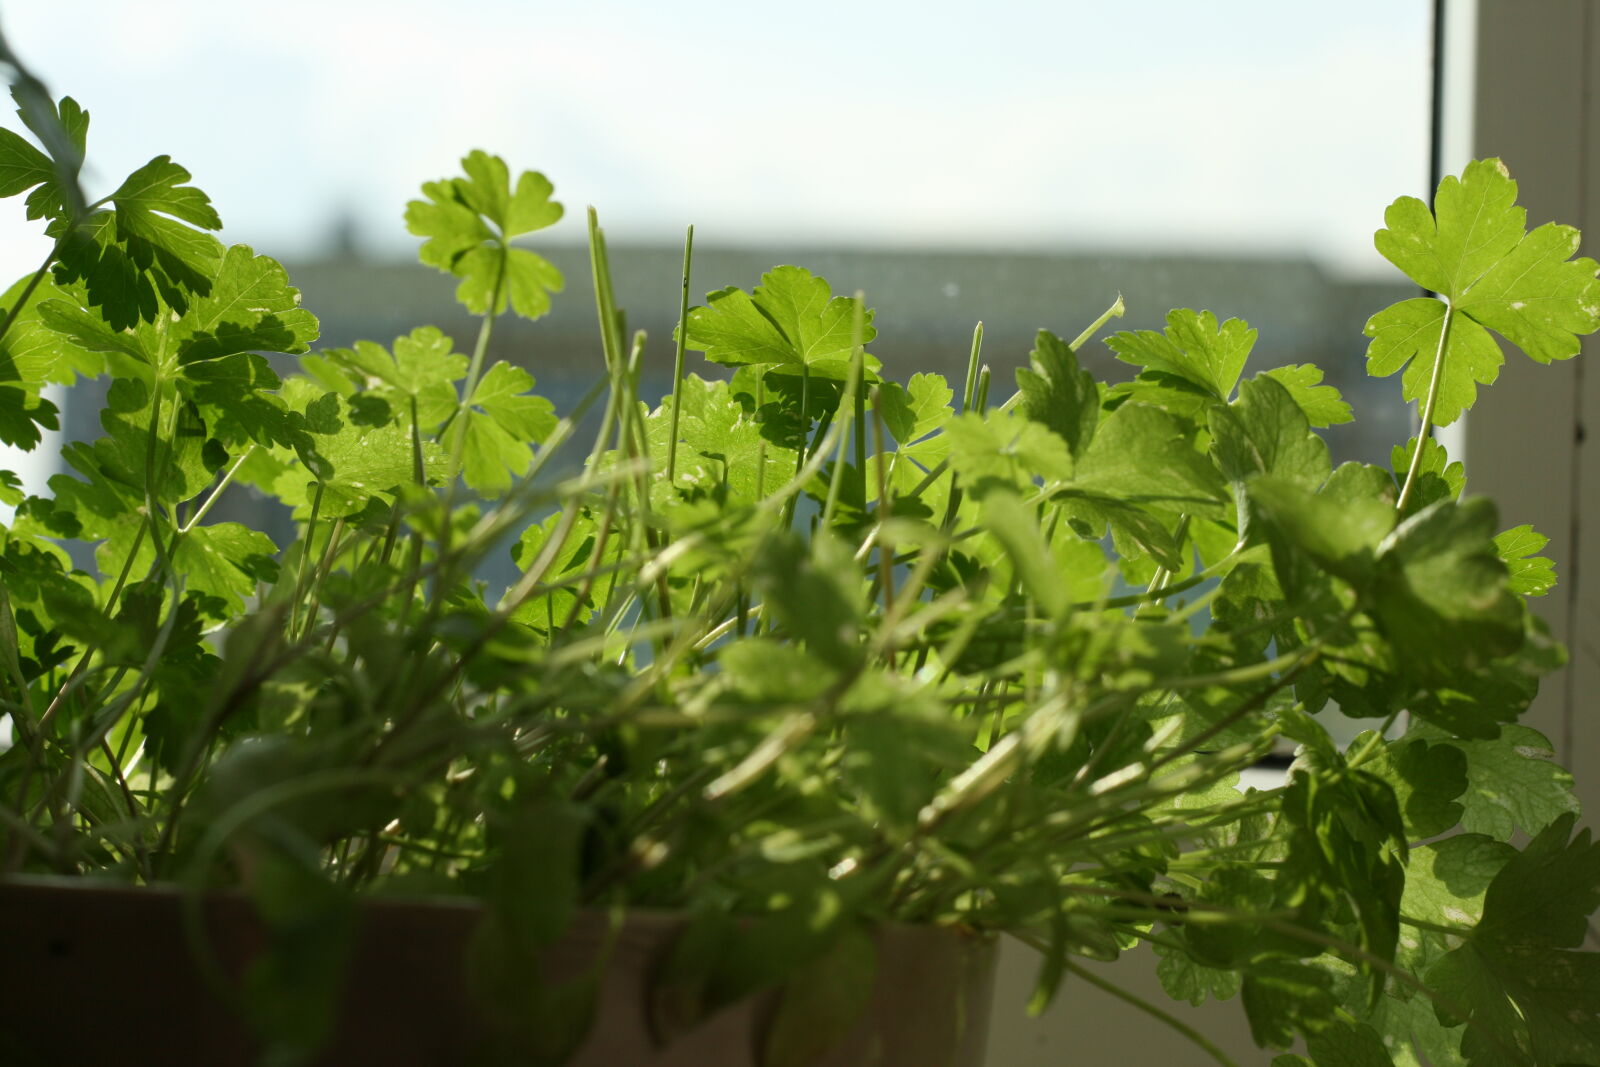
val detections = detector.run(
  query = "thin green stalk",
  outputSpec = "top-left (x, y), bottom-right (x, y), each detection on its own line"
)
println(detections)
top-left (587, 207), bottom-right (626, 375)
top-left (754, 377), bottom-right (768, 498)
top-left (33, 516), bottom-right (150, 735)
top-left (869, 388), bottom-right (897, 664)
top-left (0, 584), bottom-right (38, 747)
top-left (1143, 514), bottom-right (1192, 601)
top-left (298, 516), bottom-right (347, 639)
top-left (783, 363), bottom-right (816, 531)
top-left (0, 242), bottom-right (60, 349)
top-left (140, 383), bottom-right (171, 562)
top-left (665, 224), bottom-right (694, 485)
top-left (287, 482), bottom-right (325, 642)
top-left (853, 347), bottom-right (867, 485)
top-left (1345, 707), bottom-right (1404, 770)
top-left (798, 364), bottom-right (813, 458)
top-left (180, 445), bottom-right (255, 534)
top-left (821, 306), bottom-right (869, 528)
top-left (1401, 913), bottom-right (1472, 938)
top-left (961, 323), bottom-right (984, 413)
top-left (560, 482), bottom-right (620, 633)
top-left (1396, 300), bottom-right (1455, 513)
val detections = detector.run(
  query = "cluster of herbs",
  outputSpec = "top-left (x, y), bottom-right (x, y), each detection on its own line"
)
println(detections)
top-left (0, 76), bottom-right (1598, 1067)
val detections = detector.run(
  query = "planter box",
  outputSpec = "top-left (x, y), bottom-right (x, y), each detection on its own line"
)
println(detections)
top-left (0, 878), bottom-right (996, 1066)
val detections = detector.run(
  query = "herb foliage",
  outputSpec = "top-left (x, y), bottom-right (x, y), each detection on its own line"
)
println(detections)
top-left (0, 80), bottom-right (1596, 1067)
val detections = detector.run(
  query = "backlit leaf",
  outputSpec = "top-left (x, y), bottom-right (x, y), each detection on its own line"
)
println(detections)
top-left (685, 266), bottom-right (876, 379)
top-left (1107, 309), bottom-right (1255, 401)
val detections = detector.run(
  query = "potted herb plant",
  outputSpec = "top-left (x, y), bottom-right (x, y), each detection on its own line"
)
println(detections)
top-left (0, 48), bottom-right (1597, 1067)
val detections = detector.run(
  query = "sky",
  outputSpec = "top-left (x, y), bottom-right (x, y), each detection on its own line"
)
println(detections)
top-left (0, 0), bottom-right (1434, 282)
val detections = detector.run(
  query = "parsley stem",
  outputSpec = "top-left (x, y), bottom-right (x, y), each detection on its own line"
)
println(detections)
top-left (961, 322), bottom-right (983, 413)
top-left (288, 482), bottom-right (325, 642)
top-left (587, 208), bottom-right (626, 377)
top-left (1342, 707), bottom-right (1404, 770)
top-left (0, 241), bottom-right (59, 349)
top-left (973, 365), bottom-right (992, 412)
top-left (179, 444), bottom-right (254, 534)
top-left (1400, 913), bottom-right (1472, 937)
top-left (299, 516), bottom-right (346, 638)
top-left (1396, 299), bottom-right (1455, 513)
top-left (821, 311), bottom-right (867, 527)
top-left (665, 224), bottom-right (694, 485)
top-left (1142, 514), bottom-right (1192, 603)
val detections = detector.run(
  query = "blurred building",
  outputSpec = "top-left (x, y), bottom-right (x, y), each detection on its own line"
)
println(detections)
top-left (281, 245), bottom-right (1413, 464)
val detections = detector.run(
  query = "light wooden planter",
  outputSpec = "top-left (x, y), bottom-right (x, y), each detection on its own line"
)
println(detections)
top-left (0, 878), bottom-right (996, 1066)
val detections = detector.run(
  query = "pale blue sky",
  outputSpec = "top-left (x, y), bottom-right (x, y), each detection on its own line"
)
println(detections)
top-left (0, 1), bottom-right (1432, 280)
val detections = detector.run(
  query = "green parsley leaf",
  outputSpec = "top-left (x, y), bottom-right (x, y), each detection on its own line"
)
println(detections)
top-left (982, 489), bottom-right (1069, 617)
top-left (752, 531), bottom-right (864, 670)
top-left (1363, 297), bottom-right (1504, 427)
top-left (1407, 615), bottom-right (1564, 740)
top-left (1366, 159), bottom-right (1600, 424)
top-left (1279, 765), bottom-right (1408, 994)
top-left (0, 274), bottom-right (106, 388)
top-left (459, 361), bottom-right (555, 495)
top-left (1054, 490), bottom-right (1182, 570)
top-left (1107, 309), bottom-right (1255, 402)
top-left (1211, 373), bottom-right (1331, 489)
top-left (0, 386), bottom-right (57, 449)
top-left (1460, 220), bottom-right (1600, 364)
top-left (51, 379), bottom-right (212, 528)
top-left (0, 93), bottom-right (87, 223)
top-left (34, 289), bottom-right (156, 372)
top-left (1493, 524), bottom-right (1555, 596)
top-left (1074, 402), bottom-right (1229, 518)
top-left (167, 523), bottom-right (279, 613)
top-left (942, 408), bottom-right (1073, 500)
top-left (270, 384), bottom-right (440, 518)
top-left (405, 151), bottom-right (564, 319)
top-left (1259, 364), bottom-right (1353, 427)
top-left (1375, 158), bottom-right (1526, 295)
top-left (1426, 724), bottom-right (1580, 840)
top-left (1015, 329), bottom-right (1098, 459)
top-left (1303, 1021), bottom-right (1397, 1067)
top-left (1154, 941), bottom-right (1241, 1006)
top-left (1356, 733), bottom-right (1468, 840)
top-left (685, 266), bottom-right (877, 381)
top-left (1369, 497), bottom-right (1525, 686)
top-left (1241, 958), bottom-right (1341, 1050)
top-left (1248, 464), bottom-right (1397, 587)
top-left (875, 372), bottom-right (952, 446)
top-left (171, 244), bottom-right (319, 365)
top-left (671, 376), bottom-right (798, 504)
top-left (51, 155), bottom-right (225, 330)
top-left (333, 327), bottom-right (466, 432)
top-left (1400, 833), bottom-right (1514, 932)
top-left (179, 352), bottom-right (290, 449)
top-left (1426, 814), bottom-right (1600, 1066)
